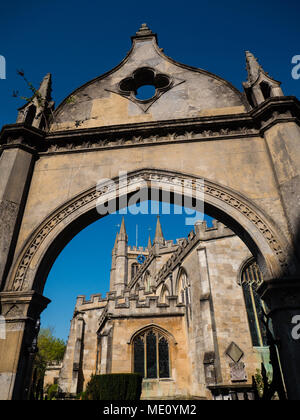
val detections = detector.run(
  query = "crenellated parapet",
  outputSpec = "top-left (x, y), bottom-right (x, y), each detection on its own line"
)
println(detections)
top-left (194, 219), bottom-right (235, 241)
top-left (155, 220), bottom-right (235, 284)
top-left (127, 245), bottom-right (149, 253)
top-left (103, 293), bottom-right (186, 320)
top-left (75, 293), bottom-right (109, 309)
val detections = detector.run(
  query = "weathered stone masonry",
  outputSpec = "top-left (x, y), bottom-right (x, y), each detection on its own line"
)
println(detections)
top-left (0, 24), bottom-right (300, 399)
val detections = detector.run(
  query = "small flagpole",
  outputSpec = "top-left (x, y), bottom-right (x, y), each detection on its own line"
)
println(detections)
top-left (136, 224), bottom-right (138, 248)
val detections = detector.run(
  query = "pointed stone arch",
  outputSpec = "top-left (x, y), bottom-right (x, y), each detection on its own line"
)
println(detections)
top-left (4, 168), bottom-right (290, 295)
top-left (129, 323), bottom-right (176, 345)
top-left (159, 283), bottom-right (170, 304)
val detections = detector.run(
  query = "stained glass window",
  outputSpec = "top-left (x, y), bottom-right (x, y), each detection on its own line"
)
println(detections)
top-left (133, 329), bottom-right (170, 379)
top-left (146, 331), bottom-right (157, 378)
top-left (134, 336), bottom-right (144, 376)
top-left (159, 336), bottom-right (170, 378)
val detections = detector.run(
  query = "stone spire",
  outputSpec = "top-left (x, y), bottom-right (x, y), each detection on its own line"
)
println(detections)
top-left (112, 230), bottom-right (118, 254)
top-left (245, 51), bottom-right (263, 83)
top-left (147, 235), bottom-right (152, 250)
top-left (38, 73), bottom-right (53, 102)
top-left (16, 72), bottom-right (54, 130)
top-left (153, 216), bottom-right (164, 245)
top-left (118, 217), bottom-right (127, 241)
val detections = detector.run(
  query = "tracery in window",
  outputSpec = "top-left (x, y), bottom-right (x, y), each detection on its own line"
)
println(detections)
top-left (133, 329), bottom-right (170, 379)
top-left (240, 260), bottom-right (267, 347)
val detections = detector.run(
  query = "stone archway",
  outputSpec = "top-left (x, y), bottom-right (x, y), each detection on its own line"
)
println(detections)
top-left (0, 24), bottom-right (300, 400)
top-left (0, 168), bottom-right (293, 400)
top-left (6, 168), bottom-right (289, 294)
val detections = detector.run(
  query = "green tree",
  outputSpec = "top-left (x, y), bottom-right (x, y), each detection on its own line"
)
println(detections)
top-left (30, 327), bottom-right (66, 400)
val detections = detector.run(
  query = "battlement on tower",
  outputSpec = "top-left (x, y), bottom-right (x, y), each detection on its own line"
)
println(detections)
top-left (127, 245), bottom-right (149, 253)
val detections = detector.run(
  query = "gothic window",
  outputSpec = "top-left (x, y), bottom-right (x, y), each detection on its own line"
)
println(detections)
top-left (177, 271), bottom-right (187, 304)
top-left (131, 263), bottom-right (139, 280)
top-left (177, 270), bottom-right (192, 325)
top-left (240, 260), bottom-right (267, 347)
top-left (177, 271), bottom-right (191, 308)
top-left (133, 329), bottom-right (170, 379)
top-left (160, 284), bottom-right (169, 303)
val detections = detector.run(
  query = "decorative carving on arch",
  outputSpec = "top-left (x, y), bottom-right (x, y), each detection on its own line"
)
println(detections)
top-left (8, 169), bottom-right (289, 292)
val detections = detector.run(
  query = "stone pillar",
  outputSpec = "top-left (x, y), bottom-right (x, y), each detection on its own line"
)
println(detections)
top-left (70, 316), bottom-right (84, 395)
top-left (260, 279), bottom-right (300, 400)
top-left (197, 247), bottom-right (219, 385)
top-left (58, 317), bottom-right (77, 394)
top-left (0, 145), bottom-right (35, 289)
top-left (99, 324), bottom-right (112, 375)
top-left (110, 251), bottom-right (116, 291)
top-left (262, 117), bottom-right (300, 260)
top-left (0, 291), bottom-right (50, 400)
top-left (99, 335), bottom-right (109, 374)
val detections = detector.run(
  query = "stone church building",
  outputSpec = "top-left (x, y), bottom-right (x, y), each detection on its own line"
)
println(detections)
top-left (54, 216), bottom-right (269, 400)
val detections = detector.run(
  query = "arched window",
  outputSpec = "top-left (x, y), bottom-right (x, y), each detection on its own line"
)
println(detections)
top-left (159, 284), bottom-right (169, 303)
top-left (240, 260), bottom-right (267, 347)
top-left (131, 263), bottom-right (139, 280)
top-left (177, 271), bottom-right (191, 306)
top-left (133, 329), bottom-right (170, 379)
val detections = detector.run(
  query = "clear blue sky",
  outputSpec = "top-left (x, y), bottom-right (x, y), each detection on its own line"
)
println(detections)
top-left (0, 0), bottom-right (299, 340)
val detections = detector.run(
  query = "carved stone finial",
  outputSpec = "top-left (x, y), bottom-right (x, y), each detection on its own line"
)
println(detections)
top-left (135, 23), bottom-right (153, 37)
top-left (16, 72), bottom-right (54, 130)
top-left (245, 51), bottom-right (263, 83)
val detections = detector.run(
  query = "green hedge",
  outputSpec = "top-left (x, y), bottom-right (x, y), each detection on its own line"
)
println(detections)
top-left (82, 374), bottom-right (143, 400)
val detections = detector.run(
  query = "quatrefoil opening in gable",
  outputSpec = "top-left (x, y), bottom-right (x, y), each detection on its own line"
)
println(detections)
top-left (107, 67), bottom-right (185, 112)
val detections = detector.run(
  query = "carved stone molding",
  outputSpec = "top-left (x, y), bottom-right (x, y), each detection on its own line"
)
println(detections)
top-left (9, 170), bottom-right (288, 292)
top-left (44, 125), bottom-right (258, 155)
